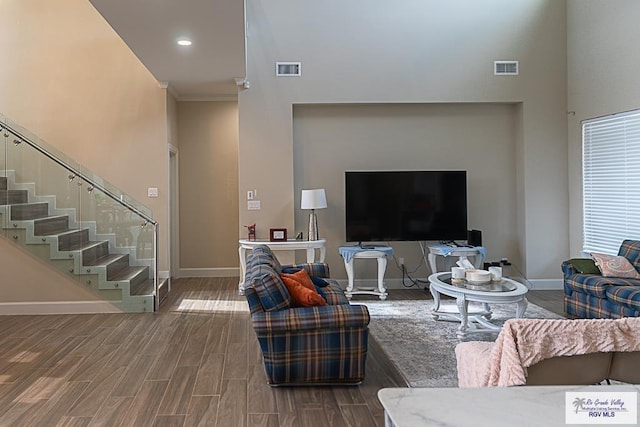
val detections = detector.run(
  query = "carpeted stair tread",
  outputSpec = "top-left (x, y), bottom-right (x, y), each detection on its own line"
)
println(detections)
top-left (131, 278), bottom-right (155, 296)
top-left (110, 266), bottom-right (148, 284)
top-left (35, 226), bottom-right (81, 237)
top-left (0, 189), bottom-right (28, 205)
top-left (61, 236), bottom-right (100, 252)
top-left (10, 202), bottom-right (49, 220)
top-left (0, 177), bottom-right (6, 190)
top-left (83, 253), bottom-right (128, 267)
top-left (156, 278), bottom-right (170, 304)
top-left (38, 232), bottom-right (99, 252)
top-left (33, 215), bottom-right (70, 235)
top-left (81, 241), bottom-right (110, 266)
top-left (32, 225), bottom-right (92, 252)
top-left (85, 252), bottom-right (127, 274)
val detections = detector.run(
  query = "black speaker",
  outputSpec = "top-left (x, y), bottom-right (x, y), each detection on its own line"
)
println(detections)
top-left (467, 229), bottom-right (482, 247)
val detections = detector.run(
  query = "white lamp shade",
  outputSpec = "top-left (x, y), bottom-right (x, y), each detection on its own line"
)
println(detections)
top-left (301, 189), bottom-right (327, 210)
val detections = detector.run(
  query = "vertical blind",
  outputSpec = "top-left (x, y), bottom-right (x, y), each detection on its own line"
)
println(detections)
top-left (582, 109), bottom-right (640, 254)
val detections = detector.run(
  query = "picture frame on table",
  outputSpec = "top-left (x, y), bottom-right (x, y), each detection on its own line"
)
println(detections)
top-left (269, 228), bottom-right (287, 242)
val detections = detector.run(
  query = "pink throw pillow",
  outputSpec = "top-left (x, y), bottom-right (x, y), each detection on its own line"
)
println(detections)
top-left (591, 252), bottom-right (640, 278)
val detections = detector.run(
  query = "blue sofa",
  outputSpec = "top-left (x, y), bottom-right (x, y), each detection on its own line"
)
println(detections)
top-left (563, 240), bottom-right (640, 318)
top-left (243, 245), bottom-right (370, 385)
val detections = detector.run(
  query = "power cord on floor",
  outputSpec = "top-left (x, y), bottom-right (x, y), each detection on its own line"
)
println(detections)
top-left (400, 264), bottom-right (431, 289)
top-left (392, 242), bottom-right (434, 290)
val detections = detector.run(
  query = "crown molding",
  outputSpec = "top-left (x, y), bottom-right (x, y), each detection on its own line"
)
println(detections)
top-left (157, 81), bottom-right (180, 99)
top-left (177, 95), bottom-right (238, 102)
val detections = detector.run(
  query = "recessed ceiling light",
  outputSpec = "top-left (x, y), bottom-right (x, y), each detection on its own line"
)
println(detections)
top-left (177, 39), bottom-right (192, 46)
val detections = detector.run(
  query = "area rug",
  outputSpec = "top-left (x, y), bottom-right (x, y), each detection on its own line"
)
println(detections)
top-left (357, 298), bottom-right (564, 388)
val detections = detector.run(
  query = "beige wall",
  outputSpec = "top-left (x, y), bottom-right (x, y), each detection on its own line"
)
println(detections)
top-left (567, 0), bottom-right (640, 255)
top-left (0, 0), bottom-right (169, 305)
top-left (240, 0), bottom-right (568, 282)
top-left (177, 101), bottom-right (239, 273)
top-left (168, 93), bottom-right (179, 148)
top-left (293, 103), bottom-right (520, 281)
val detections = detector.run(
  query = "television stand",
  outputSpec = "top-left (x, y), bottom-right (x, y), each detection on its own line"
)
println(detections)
top-left (427, 244), bottom-right (485, 273)
top-left (339, 245), bottom-right (393, 300)
top-left (358, 242), bottom-right (377, 250)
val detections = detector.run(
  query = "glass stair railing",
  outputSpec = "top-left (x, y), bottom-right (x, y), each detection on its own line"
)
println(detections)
top-left (0, 113), bottom-right (165, 312)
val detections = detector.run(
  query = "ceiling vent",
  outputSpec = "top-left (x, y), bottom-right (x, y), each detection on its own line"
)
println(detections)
top-left (276, 62), bottom-right (301, 77)
top-left (494, 61), bottom-right (519, 75)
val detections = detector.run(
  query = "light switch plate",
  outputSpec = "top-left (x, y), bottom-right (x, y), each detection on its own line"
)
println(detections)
top-left (248, 200), bottom-right (261, 210)
top-left (148, 187), bottom-right (159, 198)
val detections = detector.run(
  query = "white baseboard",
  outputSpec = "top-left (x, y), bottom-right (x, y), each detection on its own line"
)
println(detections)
top-left (178, 268), bottom-right (240, 278)
top-left (0, 301), bottom-right (123, 315)
top-left (526, 278), bottom-right (563, 290)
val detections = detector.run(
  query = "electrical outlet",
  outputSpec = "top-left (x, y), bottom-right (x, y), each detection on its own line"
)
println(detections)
top-left (247, 190), bottom-right (254, 200)
top-left (399, 257), bottom-right (405, 266)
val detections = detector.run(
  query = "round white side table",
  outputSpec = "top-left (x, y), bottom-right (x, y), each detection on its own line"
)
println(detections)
top-left (427, 244), bottom-right (485, 273)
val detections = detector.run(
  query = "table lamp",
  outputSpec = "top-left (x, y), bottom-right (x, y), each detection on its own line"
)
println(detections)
top-left (301, 188), bottom-right (327, 241)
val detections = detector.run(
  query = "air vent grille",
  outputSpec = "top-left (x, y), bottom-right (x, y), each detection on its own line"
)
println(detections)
top-left (276, 62), bottom-right (301, 76)
top-left (494, 61), bottom-right (519, 75)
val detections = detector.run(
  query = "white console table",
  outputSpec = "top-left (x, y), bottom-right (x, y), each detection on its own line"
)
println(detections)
top-left (427, 244), bottom-right (485, 273)
top-left (339, 246), bottom-right (393, 300)
top-left (238, 238), bottom-right (326, 293)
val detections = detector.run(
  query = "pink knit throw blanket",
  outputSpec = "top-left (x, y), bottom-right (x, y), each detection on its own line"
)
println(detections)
top-left (456, 317), bottom-right (640, 387)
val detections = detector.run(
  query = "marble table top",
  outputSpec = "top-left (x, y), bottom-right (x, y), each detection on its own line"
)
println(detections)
top-left (379, 385), bottom-right (640, 427)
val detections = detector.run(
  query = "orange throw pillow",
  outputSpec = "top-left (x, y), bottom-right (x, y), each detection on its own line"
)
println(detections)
top-left (281, 269), bottom-right (315, 290)
top-left (280, 269), bottom-right (327, 307)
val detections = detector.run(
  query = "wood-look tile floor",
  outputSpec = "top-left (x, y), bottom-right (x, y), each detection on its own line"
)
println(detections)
top-left (0, 277), bottom-right (565, 426)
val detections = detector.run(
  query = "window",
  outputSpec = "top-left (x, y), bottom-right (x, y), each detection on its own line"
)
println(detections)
top-left (582, 109), bottom-right (640, 254)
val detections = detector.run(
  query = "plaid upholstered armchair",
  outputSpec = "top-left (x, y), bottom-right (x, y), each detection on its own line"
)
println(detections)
top-left (243, 245), bottom-right (370, 385)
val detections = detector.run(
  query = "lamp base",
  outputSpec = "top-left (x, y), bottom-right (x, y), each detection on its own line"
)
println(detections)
top-left (308, 210), bottom-right (319, 241)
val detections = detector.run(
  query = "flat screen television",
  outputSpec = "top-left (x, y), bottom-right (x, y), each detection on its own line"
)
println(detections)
top-left (345, 170), bottom-right (468, 243)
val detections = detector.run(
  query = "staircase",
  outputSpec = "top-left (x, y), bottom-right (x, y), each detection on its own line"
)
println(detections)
top-left (0, 170), bottom-right (167, 312)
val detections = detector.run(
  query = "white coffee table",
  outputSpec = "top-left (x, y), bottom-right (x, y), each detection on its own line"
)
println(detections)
top-left (428, 272), bottom-right (528, 339)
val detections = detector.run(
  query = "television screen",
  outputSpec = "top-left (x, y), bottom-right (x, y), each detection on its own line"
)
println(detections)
top-left (345, 170), bottom-right (468, 243)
